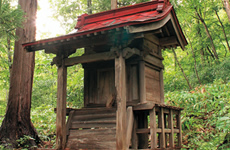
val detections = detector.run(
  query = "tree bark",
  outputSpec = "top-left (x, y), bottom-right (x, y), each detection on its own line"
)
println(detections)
top-left (111, 0), bottom-right (117, 9)
top-left (196, 20), bottom-right (205, 64)
top-left (0, 0), bottom-right (40, 148)
top-left (223, 0), bottom-right (230, 22)
top-left (215, 10), bottom-right (230, 52)
top-left (87, 0), bottom-right (92, 14)
top-left (172, 49), bottom-right (192, 90)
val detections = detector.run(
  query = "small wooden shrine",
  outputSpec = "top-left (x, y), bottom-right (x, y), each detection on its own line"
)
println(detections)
top-left (23, 0), bottom-right (187, 149)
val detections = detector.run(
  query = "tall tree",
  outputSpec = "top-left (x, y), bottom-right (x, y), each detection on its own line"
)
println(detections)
top-left (87, 0), bottom-right (92, 14)
top-left (0, 0), bottom-right (40, 148)
top-left (223, 0), bottom-right (230, 22)
top-left (172, 48), bottom-right (192, 90)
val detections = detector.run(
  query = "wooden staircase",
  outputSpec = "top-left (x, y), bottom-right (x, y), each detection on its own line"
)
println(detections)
top-left (66, 108), bottom-right (117, 149)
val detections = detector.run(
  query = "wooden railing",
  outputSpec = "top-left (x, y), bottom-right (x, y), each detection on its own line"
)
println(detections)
top-left (131, 103), bottom-right (183, 149)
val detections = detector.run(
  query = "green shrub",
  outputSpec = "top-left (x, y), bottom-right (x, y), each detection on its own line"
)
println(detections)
top-left (165, 79), bottom-right (230, 149)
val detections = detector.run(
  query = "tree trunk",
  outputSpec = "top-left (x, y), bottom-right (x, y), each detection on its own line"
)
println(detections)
top-left (223, 0), bottom-right (230, 22)
top-left (196, 20), bottom-right (205, 64)
top-left (87, 0), bottom-right (92, 14)
top-left (111, 0), bottom-right (117, 9)
top-left (184, 30), bottom-right (201, 84)
top-left (215, 10), bottom-right (230, 52)
top-left (172, 49), bottom-right (192, 90)
top-left (7, 37), bottom-right (13, 78)
top-left (0, 0), bottom-right (40, 148)
top-left (195, 11), bottom-right (219, 59)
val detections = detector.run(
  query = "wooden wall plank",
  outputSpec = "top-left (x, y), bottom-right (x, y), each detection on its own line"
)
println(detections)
top-left (139, 61), bottom-right (146, 103)
top-left (115, 49), bottom-right (127, 149)
top-left (56, 56), bottom-right (67, 150)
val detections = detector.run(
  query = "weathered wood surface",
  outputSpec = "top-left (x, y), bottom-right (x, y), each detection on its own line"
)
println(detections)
top-left (150, 108), bottom-right (157, 149)
top-left (160, 69), bottom-right (165, 104)
top-left (56, 55), bottom-right (67, 150)
top-left (169, 109), bottom-right (174, 147)
top-left (66, 108), bottom-right (117, 149)
top-left (145, 66), bottom-right (161, 103)
top-left (67, 128), bottom-right (116, 150)
top-left (159, 107), bottom-right (166, 148)
top-left (65, 51), bottom-right (116, 66)
top-left (144, 54), bottom-right (164, 69)
top-left (126, 107), bottom-right (134, 148)
top-left (139, 61), bottom-right (146, 103)
top-left (137, 112), bottom-right (148, 148)
top-left (98, 68), bottom-right (115, 105)
top-left (71, 120), bottom-right (116, 129)
top-left (136, 128), bottom-right (180, 134)
top-left (133, 102), bottom-right (155, 111)
top-left (115, 49), bottom-right (127, 149)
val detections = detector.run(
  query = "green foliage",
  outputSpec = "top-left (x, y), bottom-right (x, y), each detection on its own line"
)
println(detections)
top-left (0, 0), bottom-right (24, 102)
top-left (163, 53), bottom-right (230, 92)
top-left (32, 52), bottom-right (57, 108)
top-left (16, 135), bottom-right (37, 149)
top-left (31, 104), bottom-right (57, 148)
top-left (0, 0), bottom-right (24, 38)
top-left (165, 80), bottom-right (230, 149)
top-left (31, 104), bottom-right (56, 136)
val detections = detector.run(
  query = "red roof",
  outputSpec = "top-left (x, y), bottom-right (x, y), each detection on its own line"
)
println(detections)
top-left (23, 0), bottom-right (187, 49)
top-left (75, 0), bottom-right (171, 33)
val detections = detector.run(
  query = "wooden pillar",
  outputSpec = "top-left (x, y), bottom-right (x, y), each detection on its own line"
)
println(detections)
top-left (160, 69), bottom-right (164, 104)
top-left (169, 109), bottom-right (174, 147)
top-left (159, 107), bottom-right (165, 148)
top-left (115, 49), bottom-right (127, 150)
top-left (150, 107), bottom-right (157, 149)
top-left (139, 61), bottom-right (146, 103)
top-left (111, 0), bottom-right (117, 9)
top-left (56, 55), bottom-right (67, 150)
top-left (177, 111), bottom-right (182, 147)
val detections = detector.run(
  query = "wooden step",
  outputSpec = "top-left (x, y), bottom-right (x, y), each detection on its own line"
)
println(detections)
top-left (71, 120), bottom-right (116, 129)
top-left (72, 112), bottom-right (116, 121)
top-left (73, 107), bottom-right (116, 115)
top-left (67, 128), bottom-right (116, 149)
top-left (66, 108), bottom-right (117, 149)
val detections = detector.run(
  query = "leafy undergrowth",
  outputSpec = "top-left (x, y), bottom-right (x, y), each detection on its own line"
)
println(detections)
top-left (165, 79), bottom-right (230, 149)
top-left (31, 104), bottom-right (56, 149)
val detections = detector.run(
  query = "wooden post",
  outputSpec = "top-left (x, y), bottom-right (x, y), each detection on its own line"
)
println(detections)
top-left (159, 107), bottom-right (165, 148)
top-left (115, 49), bottom-right (127, 150)
top-left (160, 69), bottom-right (164, 104)
top-left (169, 109), bottom-right (174, 147)
top-left (126, 106), bottom-right (134, 149)
top-left (150, 107), bottom-right (157, 149)
top-left (111, 0), bottom-right (117, 9)
top-left (139, 61), bottom-right (146, 103)
top-left (56, 55), bottom-right (67, 150)
top-left (177, 111), bottom-right (182, 147)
